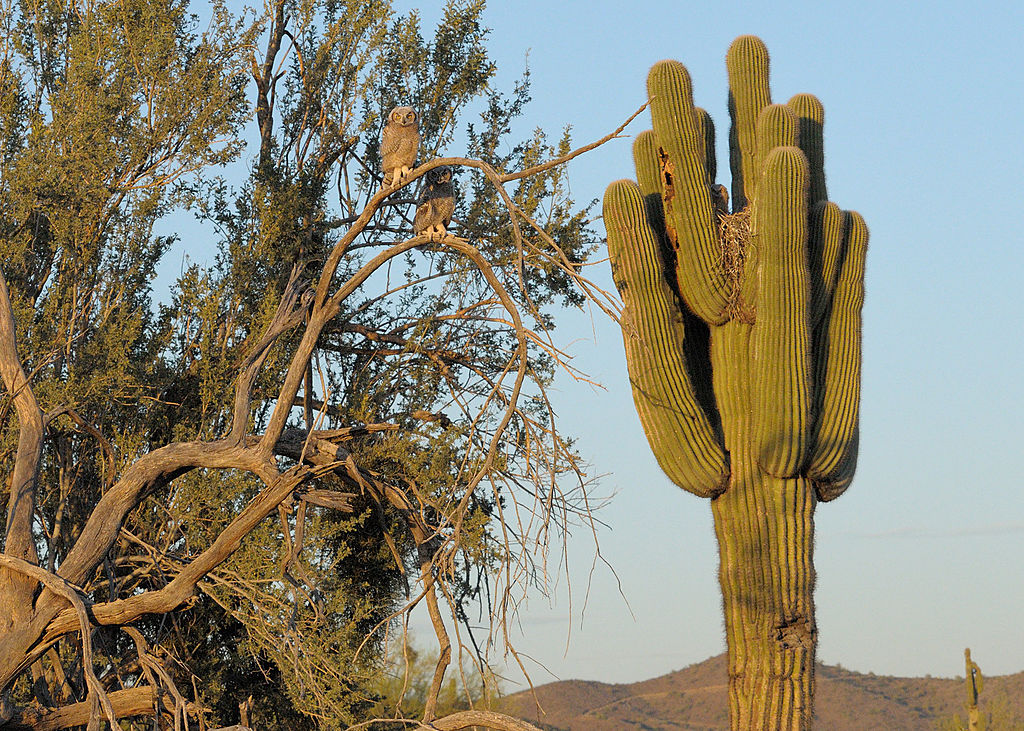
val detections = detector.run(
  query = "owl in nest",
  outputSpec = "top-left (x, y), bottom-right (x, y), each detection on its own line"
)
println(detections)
top-left (711, 183), bottom-right (729, 216)
top-left (380, 106), bottom-right (419, 188)
top-left (413, 166), bottom-right (456, 240)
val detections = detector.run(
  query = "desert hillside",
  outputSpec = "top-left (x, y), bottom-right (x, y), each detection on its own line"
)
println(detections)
top-left (500, 654), bottom-right (1024, 730)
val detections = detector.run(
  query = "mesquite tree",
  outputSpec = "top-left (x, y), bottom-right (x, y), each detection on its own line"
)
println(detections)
top-left (0, 1), bottom-right (626, 728)
top-left (603, 36), bottom-right (868, 729)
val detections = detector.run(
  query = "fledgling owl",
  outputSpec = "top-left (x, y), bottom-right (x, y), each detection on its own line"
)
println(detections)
top-left (711, 183), bottom-right (729, 216)
top-left (380, 106), bottom-right (419, 188)
top-left (413, 166), bottom-right (456, 240)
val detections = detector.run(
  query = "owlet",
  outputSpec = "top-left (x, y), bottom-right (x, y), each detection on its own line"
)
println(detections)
top-left (380, 106), bottom-right (419, 188)
top-left (413, 166), bottom-right (456, 240)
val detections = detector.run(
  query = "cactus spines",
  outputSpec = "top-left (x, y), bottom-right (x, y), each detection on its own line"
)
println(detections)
top-left (726, 35), bottom-right (772, 209)
top-left (605, 180), bottom-right (728, 497)
top-left (752, 147), bottom-right (812, 478)
top-left (646, 60), bottom-right (731, 324)
top-left (604, 37), bottom-right (867, 730)
top-left (788, 93), bottom-right (827, 204)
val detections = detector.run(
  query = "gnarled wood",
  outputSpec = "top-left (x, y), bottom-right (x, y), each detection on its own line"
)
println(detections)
top-left (0, 273), bottom-right (44, 631)
top-left (2, 686), bottom-right (166, 731)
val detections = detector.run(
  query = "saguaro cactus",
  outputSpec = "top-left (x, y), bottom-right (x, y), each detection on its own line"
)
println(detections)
top-left (604, 36), bottom-right (867, 729)
top-left (964, 648), bottom-right (985, 731)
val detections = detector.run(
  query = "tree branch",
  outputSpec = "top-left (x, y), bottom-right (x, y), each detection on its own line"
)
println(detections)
top-left (0, 272), bottom-right (44, 628)
top-left (39, 462), bottom-right (300, 642)
top-left (420, 710), bottom-right (545, 731)
top-left (228, 265), bottom-right (311, 443)
top-left (497, 100), bottom-right (649, 183)
top-left (0, 556), bottom-right (116, 726)
top-left (1, 686), bottom-right (169, 731)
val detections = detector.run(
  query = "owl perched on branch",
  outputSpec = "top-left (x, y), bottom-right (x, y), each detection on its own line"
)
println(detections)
top-left (413, 166), bottom-right (455, 240)
top-left (380, 106), bottom-right (419, 188)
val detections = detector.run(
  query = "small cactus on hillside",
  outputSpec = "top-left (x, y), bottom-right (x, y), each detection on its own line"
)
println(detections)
top-left (604, 36), bottom-right (867, 730)
top-left (965, 648), bottom-right (985, 731)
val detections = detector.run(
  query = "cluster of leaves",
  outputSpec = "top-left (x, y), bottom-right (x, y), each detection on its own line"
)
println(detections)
top-left (0, 0), bottom-right (600, 727)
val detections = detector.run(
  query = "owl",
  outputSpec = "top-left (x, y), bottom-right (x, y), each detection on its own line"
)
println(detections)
top-left (413, 166), bottom-right (456, 240)
top-left (711, 183), bottom-right (729, 216)
top-left (380, 106), bottom-right (419, 188)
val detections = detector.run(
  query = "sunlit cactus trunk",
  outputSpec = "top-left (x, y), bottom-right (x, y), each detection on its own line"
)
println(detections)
top-left (604, 36), bottom-right (867, 730)
top-left (712, 475), bottom-right (816, 726)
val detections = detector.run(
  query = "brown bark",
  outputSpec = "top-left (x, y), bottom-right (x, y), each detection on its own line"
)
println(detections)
top-left (2, 686), bottom-right (166, 730)
top-left (0, 422), bottom-right (373, 690)
top-left (40, 464), bottom-right (295, 640)
top-left (424, 710), bottom-right (544, 731)
top-left (0, 273), bottom-right (44, 631)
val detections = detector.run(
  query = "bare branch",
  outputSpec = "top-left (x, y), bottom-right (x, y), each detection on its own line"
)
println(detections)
top-left (229, 266), bottom-right (312, 442)
top-left (498, 101), bottom-right (649, 183)
top-left (40, 463), bottom-right (303, 642)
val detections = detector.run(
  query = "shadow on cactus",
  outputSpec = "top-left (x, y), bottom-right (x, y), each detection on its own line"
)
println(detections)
top-left (604, 36), bottom-right (868, 730)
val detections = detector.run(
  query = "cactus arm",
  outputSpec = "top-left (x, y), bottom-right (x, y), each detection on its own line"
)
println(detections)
top-left (755, 105), bottom-right (799, 174)
top-left (752, 147), bottom-right (813, 477)
top-left (726, 35), bottom-right (772, 208)
top-left (807, 201), bottom-right (846, 327)
top-left (634, 130), bottom-right (670, 239)
top-left (604, 180), bottom-right (729, 496)
top-left (647, 60), bottom-right (732, 324)
top-left (697, 107), bottom-right (717, 182)
top-left (634, 132), bottom-right (722, 429)
top-left (808, 211), bottom-right (868, 499)
top-left (634, 130), bottom-right (663, 196)
top-left (788, 94), bottom-right (828, 206)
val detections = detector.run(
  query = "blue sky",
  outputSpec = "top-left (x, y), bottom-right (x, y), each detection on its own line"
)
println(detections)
top-left (384, 0), bottom-right (1024, 686)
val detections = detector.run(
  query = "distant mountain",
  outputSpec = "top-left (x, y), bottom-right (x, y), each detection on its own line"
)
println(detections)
top-left (499, 654), bottom-right (1024, 730)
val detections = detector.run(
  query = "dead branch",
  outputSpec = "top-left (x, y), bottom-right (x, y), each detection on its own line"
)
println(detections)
top-left (39, 464), bottom-right (305, 642)
top-left (122, 628), bottom-right (194, 729)
top-left (229, 265), bottom-right (312, 442)
top-left (498, 100), bottom-right (649, 183)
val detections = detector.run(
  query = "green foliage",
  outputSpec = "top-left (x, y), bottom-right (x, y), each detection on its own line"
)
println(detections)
top-left (1, 0), bottom-right (597, 727)
top-left (1, 0), bottom-right (255, 567)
